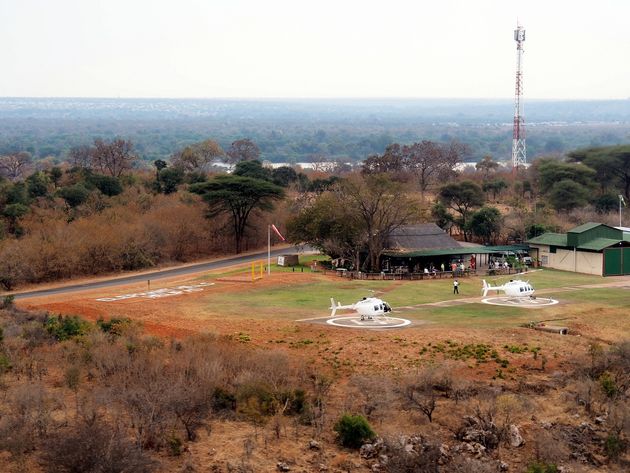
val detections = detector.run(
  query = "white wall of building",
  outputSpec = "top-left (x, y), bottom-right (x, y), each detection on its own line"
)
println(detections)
top-left (532, 245), bottom-right (603, 276)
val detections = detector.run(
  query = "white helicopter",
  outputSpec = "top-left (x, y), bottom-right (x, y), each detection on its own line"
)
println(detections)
top-left (482, 279), bottom-right (535, 298)
top-left (329, 296), bottom-right (393, 320)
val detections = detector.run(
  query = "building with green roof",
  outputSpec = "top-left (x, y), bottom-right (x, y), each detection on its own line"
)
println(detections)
top-left (527, 222), bottom-right (630, 276)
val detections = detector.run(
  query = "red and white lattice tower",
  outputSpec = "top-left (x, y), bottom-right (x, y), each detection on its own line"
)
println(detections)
top-left (512, 23), bottom-right (526, 172)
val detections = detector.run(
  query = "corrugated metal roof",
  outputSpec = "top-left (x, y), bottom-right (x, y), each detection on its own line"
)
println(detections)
top-left (386, 224), bottom-right (461, 251)
top-left (568, 222), bottom-right (602, 234)
top-left (579, 238), bottom-right (623, 251)
top-left (382, 244), bottom-right (529, 258)
top-left (527, 233), bottom-right (568, 247)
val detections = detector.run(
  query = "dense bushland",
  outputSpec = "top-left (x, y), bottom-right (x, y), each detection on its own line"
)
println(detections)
top-left (0, 305), bottom-right (628, 471)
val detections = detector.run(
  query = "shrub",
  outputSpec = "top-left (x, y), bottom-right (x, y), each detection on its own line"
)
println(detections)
top-left (526, 462), bottom-right (558, 473)
top-left (0, 353), bottom-right (11, 374)
top-left (2, 295), bottom-right (14, 309)
top-left (58, 183), bottom-right (90, 208)
top-left (44, 315), bottom-right (90, 341)
top-left (604, 433), bottom-right (624, 459)
top-left (212, 387), bottom-right (237, 412)
top-left (42, 420), bottom-right (156, 472)
top-left (599, 372), bottom-right (617, 398)
top-left (167, 434), bottom-right (183, 456)
top-left (333, 414), bottom-right (376, 449)
top-left (236, 383), bottom-right (276, 421)
top-left (87, 174), bottom-right (123, 196)
top-left (97, 317), bottom-right (131, 337)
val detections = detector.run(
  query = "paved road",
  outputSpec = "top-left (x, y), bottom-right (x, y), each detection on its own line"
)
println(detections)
top-left (10, 246), bottom-right (308, 300)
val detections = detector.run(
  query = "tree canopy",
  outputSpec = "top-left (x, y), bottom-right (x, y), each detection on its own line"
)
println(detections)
top-left (438, 180), bottom-right (484, 241)
top-left (468, 206), bottom-right (502, 244)
top-left (190, 175), bottom-right (284, 253)
top-left (567, 145), bottom-right (630, 199)
top-left (288, 174), bottom-right (417, 271)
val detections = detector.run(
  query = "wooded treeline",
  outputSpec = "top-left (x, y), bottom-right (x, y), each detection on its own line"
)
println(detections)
top-left (1, 135), bottom-right (628, 287)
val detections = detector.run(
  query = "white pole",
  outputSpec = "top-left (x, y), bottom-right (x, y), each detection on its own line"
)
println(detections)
top-left (620, 195), bottom-right (623, 227)
top-left (267, 224), bottom-right (271, 275)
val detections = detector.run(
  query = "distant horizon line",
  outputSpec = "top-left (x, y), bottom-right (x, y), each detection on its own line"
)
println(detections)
top-left (1, 96), bottom-right (629, 102)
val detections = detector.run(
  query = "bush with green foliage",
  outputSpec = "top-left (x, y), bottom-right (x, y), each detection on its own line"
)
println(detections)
top-left (212, 387), bottom-right (237, 412)
top-left (2, 295), bottom-right (14, 309)
top-left (58, 183), bottom-right (90, 208)
top-left (604, 433), bottom-right (624, 459)
top-left (526, 223), bottom-right (548, 239)
top-left (44, 315), bottom-right (90, 341)
top-left (333, 414), bottom-right (376, 449)
top-left (97, 317), bottom-right (131, 337)
top-left (159, 167), bottom-right (184, 194)
top-left (87, 174), bottom-right (123, 196)
top-left (599, 372), bottom-right (617, 398)
top-left (594, 193), bottom-right (620, 214)
top-left (526, 461), bottom-right (558, 473)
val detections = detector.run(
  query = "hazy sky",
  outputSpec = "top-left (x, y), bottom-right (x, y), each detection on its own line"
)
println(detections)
top-left (1, 0), bottom-right (628, 99)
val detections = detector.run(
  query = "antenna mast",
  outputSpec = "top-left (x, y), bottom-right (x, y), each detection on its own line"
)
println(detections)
top-left (512, 23), bottom-right (526, 173)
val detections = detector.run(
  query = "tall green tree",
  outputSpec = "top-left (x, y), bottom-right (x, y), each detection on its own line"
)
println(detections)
top-left (438, 180), bottom-right (484, 241)
top-left (190, 175), bottom-right (284, 253)
top-left (567, 145), bottom-right (630, 199)
top-left (271, 166), bottom-right (298, 187)
top-left (482, 179), bottom-right (508, 201)
top-left (548, 179), bottom-right (590, 212)
top-left (233, 160), bottom-right (271, 181)
top-left (536, 159), bottom-right (596, 195)
top-left (286, 192), bottom-right (364, 266)
top-left (468, 206), bottom-right (502, 244)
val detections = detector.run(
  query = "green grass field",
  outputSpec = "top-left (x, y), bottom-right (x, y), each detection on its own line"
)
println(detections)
top-left (191, 259), bottom-right (630, 334)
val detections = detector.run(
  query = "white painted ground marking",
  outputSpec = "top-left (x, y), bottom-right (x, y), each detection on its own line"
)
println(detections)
top-left (481, 296), bottom-right (558, 308)
top-left (96, 282), bottom-right (215, 302)
top-left (326, 316), bottom-right (411, 329)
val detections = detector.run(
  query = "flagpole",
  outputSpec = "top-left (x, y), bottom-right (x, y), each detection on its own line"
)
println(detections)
top-left (620, 195), bottom-right (623, 227)
top-left (267, 224), bottom-right (271, 275)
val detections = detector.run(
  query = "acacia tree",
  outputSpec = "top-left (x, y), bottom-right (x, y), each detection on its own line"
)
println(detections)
top-left (190, 175), bottom-right (284, 253)
top-left (568, 145), bottom-right (630, 200)
top-left (475, 155), bottom-right (499, 179)
top-left (438, 180), bottom-right (485, 241)
top-left (337, 174), bottom-right (417, 271)
top-left (482, 179), bottom-right (508, 201)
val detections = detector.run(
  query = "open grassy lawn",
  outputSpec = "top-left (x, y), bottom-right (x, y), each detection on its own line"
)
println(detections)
top-left (187, 265), bottom-right (629, 336)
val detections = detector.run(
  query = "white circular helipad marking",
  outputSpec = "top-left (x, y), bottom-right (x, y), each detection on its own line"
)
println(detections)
top-left (481, 296), bottom-right (559, 308)
top-left (326, 316), bottom-right (411, 329)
